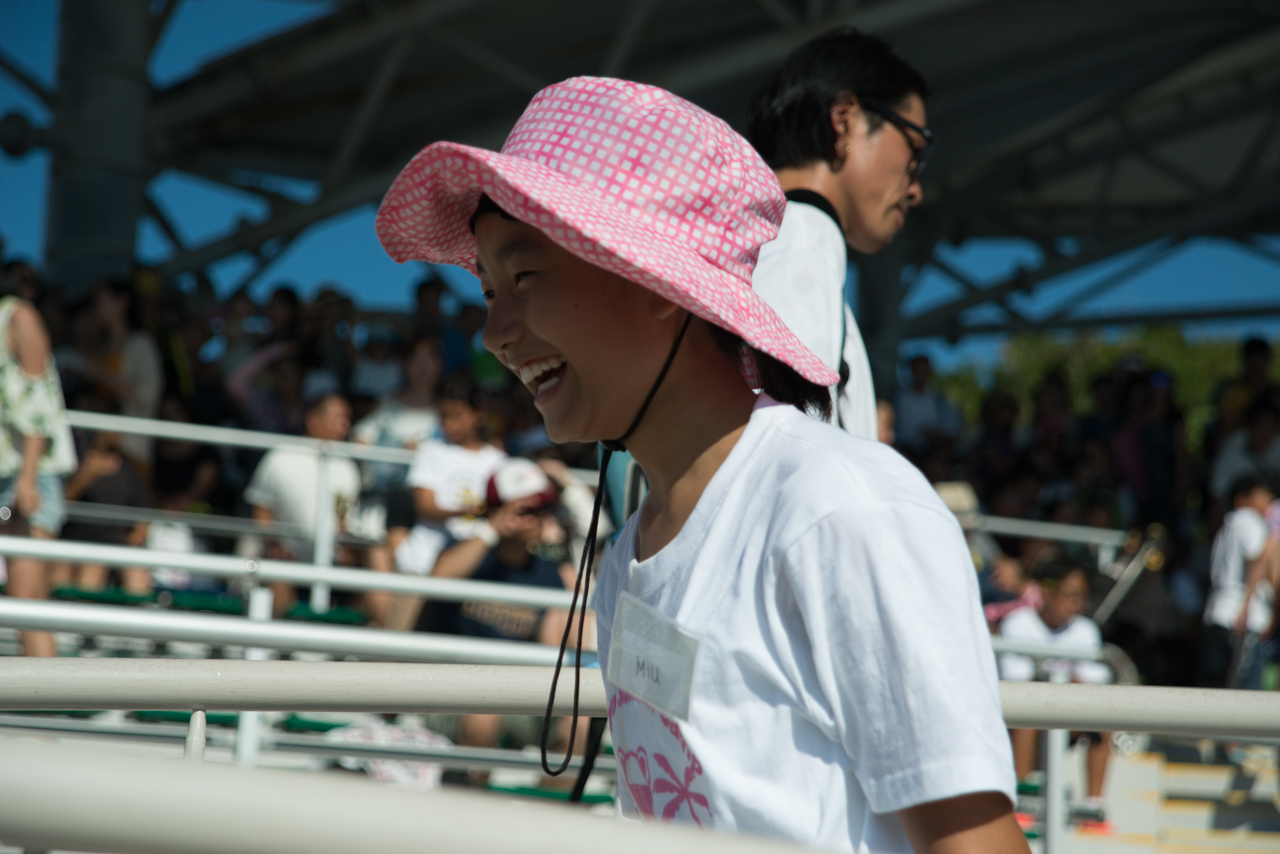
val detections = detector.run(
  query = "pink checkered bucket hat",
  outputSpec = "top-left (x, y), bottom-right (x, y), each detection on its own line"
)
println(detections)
top-left (376, 76), bottom-right (838, 387)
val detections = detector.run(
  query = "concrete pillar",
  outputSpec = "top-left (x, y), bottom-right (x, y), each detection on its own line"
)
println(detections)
top-left (45, 0), bottom-right (150, 297)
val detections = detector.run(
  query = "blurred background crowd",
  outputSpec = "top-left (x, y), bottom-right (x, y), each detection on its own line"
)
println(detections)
top-left (2, 249), bottom-right (1277, 697)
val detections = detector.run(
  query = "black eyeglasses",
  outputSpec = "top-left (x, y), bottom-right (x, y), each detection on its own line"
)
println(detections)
top-left (860, 99), bottom-right (933, 180)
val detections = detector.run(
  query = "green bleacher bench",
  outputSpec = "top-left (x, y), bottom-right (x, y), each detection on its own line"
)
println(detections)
top-left (52, 586), bottom-right (156, 606)
top-left (486, 784), bottom-right (614, 805)
top-left (131, 710), bottom-right (239, 727)
top-left (284, 602), bottom-right (367, 625)
top-left (279, 713), bottom-right (348, 733)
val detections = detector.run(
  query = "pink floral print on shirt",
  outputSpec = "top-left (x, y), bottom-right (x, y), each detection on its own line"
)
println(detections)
top-left (609, 689), bottom-right (711, 825)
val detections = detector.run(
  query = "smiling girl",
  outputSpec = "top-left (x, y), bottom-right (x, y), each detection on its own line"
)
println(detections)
top-left (377, 77), bottom-right (1026, 854)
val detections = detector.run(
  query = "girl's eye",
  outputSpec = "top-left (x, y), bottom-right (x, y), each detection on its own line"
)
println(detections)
top-left (513, 271), bottom-right (534, 284)
top-left (482, 289), bottom-right (496, 301)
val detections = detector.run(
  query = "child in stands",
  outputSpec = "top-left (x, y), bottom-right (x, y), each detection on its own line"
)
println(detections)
top-left (1000, 557), bottom-right (1111, 810)
top-left (1204, 474), bottom-right (1277, 689)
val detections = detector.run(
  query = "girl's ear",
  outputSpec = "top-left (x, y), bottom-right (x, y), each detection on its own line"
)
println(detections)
top-left (645, 288), bottom-right (681, 322)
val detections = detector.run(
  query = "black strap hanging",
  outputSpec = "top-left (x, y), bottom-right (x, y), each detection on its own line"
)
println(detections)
top-left (540, 312), bottom-right (694, 777)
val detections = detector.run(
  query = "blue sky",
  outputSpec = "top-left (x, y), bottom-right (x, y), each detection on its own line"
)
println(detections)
top-left (3, 1), bottom-right (1279, 375)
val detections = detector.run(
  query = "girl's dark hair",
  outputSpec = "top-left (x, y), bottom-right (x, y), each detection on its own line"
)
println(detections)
top-left (706, 321), bottom-right (831, 420)
top-left (99, 278), bottom-right (144, 330)
top-left (747, 26), bottom-right (930, 169)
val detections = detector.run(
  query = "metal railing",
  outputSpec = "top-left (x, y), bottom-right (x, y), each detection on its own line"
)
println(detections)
top-left (64, 409), bottom-right (417, 615)
top-left (0, 712), bottom-right (617, 774)
top-left (4, 661), bottom-right (1275, 854)
top-left (6, 660), bottom-right (1276, 737)
top-left (0, 535), bottom-right (574, 609)
top-left (0, 597), bottom-right (588, 667)
top-left (0, 734), bottom-right (804, 854)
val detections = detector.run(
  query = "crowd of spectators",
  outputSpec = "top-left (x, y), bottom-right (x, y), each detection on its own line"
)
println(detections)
top-left (1, 258), bottom-right (595, 665)
top-left (2, 254), bottom-right (1275, 710)
top-left (889, 346), bottom-right (1279, 693)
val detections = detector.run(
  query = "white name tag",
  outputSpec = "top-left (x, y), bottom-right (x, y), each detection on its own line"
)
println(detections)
top-left (608, 592), bottom-right (699, 721)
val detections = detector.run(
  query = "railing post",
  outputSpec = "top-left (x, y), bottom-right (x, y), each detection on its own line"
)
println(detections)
top-left (1044, 667), bottom-right (1070, 854)
top-left (235, 582), bottom-right (273, 767)
top-left (310, 446), bottom-right (334, 614)
top-left (184, 709), bottom-right (206, 761)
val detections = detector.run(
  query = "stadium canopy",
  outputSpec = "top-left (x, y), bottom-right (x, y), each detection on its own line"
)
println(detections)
top-left (2, 0), bottom-right (1279, 390)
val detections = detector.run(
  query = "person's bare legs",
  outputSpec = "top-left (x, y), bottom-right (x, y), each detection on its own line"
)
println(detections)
top-left (47, 561), bottom-right (73, 589)
top-left (120, 567), bottom-right (153, 596)
top-left (76, 563), bottom-right (108, 591)
top-left (7, 527), bottom-right (56, 657)
top-left (1087, 736), bottom-right (1111, 799)
top-left (270, 581), bottom-right (295, 618)
top-left (362, 545), bottom-right (394, 627)
top-left (1011, 729), bottom-right (1038, 780)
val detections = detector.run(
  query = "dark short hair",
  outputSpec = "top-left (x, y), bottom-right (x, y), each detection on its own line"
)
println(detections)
top-left (269, 285), bottom-right (299, 307)
top-left (1032, 555), bottom-right (1088, 589)
top-left (1243, 337), bottom-right (1272, 360)
top-left (1230, 473), bottom-right (1271, 504)
top-left (747, 26), bottom-right (930, 169)
top-left (1245, 397), bottom-right (1280, 427)
top-left (305, 393), bottom-right (349, 420)
top-left (437, 374), bottom-right (484, 410)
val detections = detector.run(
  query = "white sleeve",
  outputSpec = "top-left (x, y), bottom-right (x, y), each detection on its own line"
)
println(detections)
top-left (997, 609), bottom-right (1038, 682)
top-left (243, 453), bottom-right (280, 512)
top-left (1240, 511), bottom-right (1270, 561)
top-left (352, 410), bottom-right (383, 444)
top-left (752, 211), bottom-right (844, 371)
top-left (781, 500), bottom-right (1016, 815)
top-left (1068, 619), bottom-right (1112, 685)
top-left (836, 305), bottom-right (878, 441)
top-left (406, 443), bottom-right (441, 490)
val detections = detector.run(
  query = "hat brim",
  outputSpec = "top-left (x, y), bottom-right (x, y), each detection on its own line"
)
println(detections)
top-left (376, 142), bottom-right (839, 387)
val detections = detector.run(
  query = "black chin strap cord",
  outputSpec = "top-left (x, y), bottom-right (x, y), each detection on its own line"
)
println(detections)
top-left (541, 312), bottom-right (694, 781)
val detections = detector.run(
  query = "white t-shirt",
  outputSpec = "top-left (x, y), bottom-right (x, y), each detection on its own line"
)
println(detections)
top-left (752, 200), bottom-right (878, 441)
top-left (405, 440), bottom-right (506, 513)
top-left (243, 447), bottom-right (361, 562)
top-left (352, 399), bottom-right (441, 492)
top-left (1205, 507), bottom-right (1274, 633)
top-left (998, 607), bottom-right (1111, 684)
top-left (595, 397), bottom-right (1014, 852)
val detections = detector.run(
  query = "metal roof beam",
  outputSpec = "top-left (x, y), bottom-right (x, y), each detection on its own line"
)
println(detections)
top-left (149, 0), bottom-right (494, 131)
top-left (601, 0), bottom-right (659, 77)
top-left (0, 48), bottom-right (52, 109)
top-left (952, 301), bottom-right (1280, 335)
top-left (156, 167), bottom-right (399, 277)
top-left (429, 25), bottom-right (546, 94)
top-left (322, 31), bottom-right (415, 191)
top-left (903, 180), bottom-right (1280, 338)
top-left (650, 0), bottom-right (994, 94)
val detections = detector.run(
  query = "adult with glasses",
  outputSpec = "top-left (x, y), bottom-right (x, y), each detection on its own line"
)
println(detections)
top-left (748, 27), bottom-right (932, 437)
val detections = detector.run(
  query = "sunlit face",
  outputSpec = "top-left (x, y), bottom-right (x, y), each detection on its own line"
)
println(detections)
top-left (837, 94), bottom-right (927, 253)
top-left (439, 398), bottom-right (483, 446)
top-left (1041, 569), bottom-right (1089, 630)
top-left (306, 396), bottom-right (351, 442)
top-left (476, 214), bottom-right (674, 444)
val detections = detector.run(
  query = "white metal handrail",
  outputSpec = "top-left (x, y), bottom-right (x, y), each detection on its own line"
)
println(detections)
top-left (0, 712), bottom-right (618, 774)
top-left (1, 659), bottom-right (1275, 739)
top-left (0, 735), bottom-right (804, 854)
top-left (65, 409), bottom-right (415, 464)
top-left (64, 500), bottom-right (381, 546)
top-left (0, 598), bottom-right (593, 667)
top-left (958, 513), bottom-right (1129, 548)
top-left (0, 535), bottom-right (575, 609)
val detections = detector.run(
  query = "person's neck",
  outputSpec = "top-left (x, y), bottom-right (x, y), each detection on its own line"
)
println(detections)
top-left (622, 337), bottom-right (758, 562)
top-left (456, 436), bottom-right (487, 451)
top-left (773, 163), bottom-right (848, 234)
top-left (399, 387), bottom-right (435, 409)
